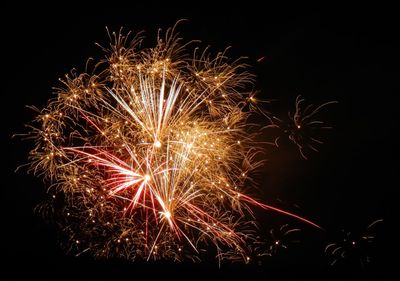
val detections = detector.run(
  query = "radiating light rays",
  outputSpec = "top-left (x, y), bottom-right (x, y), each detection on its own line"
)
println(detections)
top-left (23, 24), bottom-right (321, 262)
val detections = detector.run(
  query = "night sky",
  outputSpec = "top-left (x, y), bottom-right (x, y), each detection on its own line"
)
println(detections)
top-left (1, 2), bottom-right (398, 280)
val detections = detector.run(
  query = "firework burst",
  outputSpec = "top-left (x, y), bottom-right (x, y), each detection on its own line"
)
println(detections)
top-left (21, 24), bottom-right (319, 262)
top-left (264, 95), bottom-right (337, 159)
top-left (325, 219), bottom-right (384, 267)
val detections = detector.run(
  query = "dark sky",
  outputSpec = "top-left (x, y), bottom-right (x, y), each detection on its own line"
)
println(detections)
top-left (1, 2), bottom-right (398, 280)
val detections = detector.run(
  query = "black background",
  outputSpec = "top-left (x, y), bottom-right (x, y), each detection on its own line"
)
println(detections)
top-left (1, 2), bottom-right (398, 280)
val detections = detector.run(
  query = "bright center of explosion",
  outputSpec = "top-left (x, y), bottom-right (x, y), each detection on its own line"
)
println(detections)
top-left (144, 174), bottom-right (151, 182)
top-left (164, 211), bottom-right (172, 219)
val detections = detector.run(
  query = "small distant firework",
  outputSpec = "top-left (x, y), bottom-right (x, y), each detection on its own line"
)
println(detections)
top-left (266, 224), bottom-right (301, 256)
top-left (325, 219), bottom-right (383, 267)
top-left (265, 95), bottom-right (337, 159)
top-left (20, 24), bottom-right (320, 262)
top-left (247, 224), bottom-right (302, 264)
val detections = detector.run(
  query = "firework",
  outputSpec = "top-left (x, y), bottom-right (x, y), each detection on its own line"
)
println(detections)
top-left (265, 95), bottom-right (337, 159)
top-left (325, 219), bottom-right (383, 267)
top-left (22, 24), bottom-right (319, 262)
top-left (266, 224), bottom-right (301, 256)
